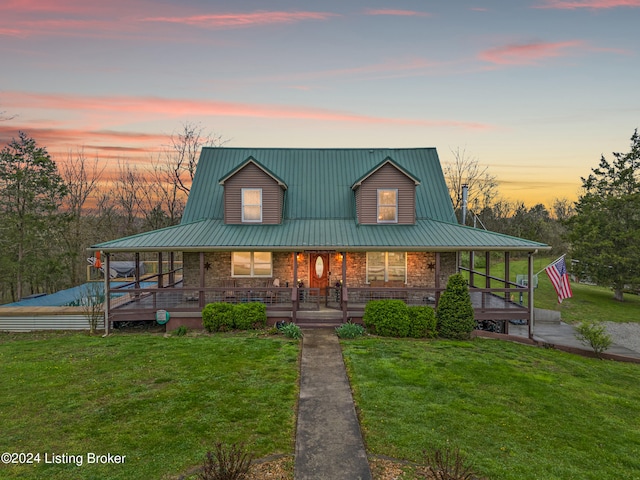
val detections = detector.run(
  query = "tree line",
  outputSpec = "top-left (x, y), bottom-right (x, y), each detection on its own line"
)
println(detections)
top-left (0, 123), bottom-right (223, 303)
top-left (1, 127), bottom-right (638, 303)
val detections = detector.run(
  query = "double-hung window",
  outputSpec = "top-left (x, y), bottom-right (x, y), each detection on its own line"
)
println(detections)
top-left (232, 252), bottom-right (272, 277)
top-left (366, 252), bottom-right (406, 283)
top-left (377, 189), bottom-right (398, 223)
top-left (242, 188), bottom-right (262, 223)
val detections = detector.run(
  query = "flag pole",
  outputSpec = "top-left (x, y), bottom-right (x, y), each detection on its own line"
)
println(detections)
top-left (534, 253), bottom-right (567, 277)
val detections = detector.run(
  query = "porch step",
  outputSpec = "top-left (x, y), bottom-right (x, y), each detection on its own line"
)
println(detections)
top-left (296, 310), bottom-right (345, 321)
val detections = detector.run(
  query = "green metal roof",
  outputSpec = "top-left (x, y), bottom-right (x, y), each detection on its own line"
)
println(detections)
top-left (91, 147), bottom-right (549, 253)
top-left (93, 218), bottom-right (549, 252)
top-left (182, 147), bottom-right (456, 223)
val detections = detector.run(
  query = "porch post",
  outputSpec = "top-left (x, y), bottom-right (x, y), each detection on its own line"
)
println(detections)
top-left (169, 252), bottom-right (175, 286)
top-left (135, 252), bottom-right (140, 289)
top-left (104, 252), bottom-right (110, 335)
top-left (292, 252), bottom-right (298, 323)
top-left (158, 252), bottom-right (163, 288)
top-left (504, 251), bottom-right (510, 301)
top-left (342, 251), bottom-right (347, 323)
top-left (199, 252), bottom-right (205, 309)
top-left (485, 251), bottom-right (491, 288)
top-left (528, 251), bottom-right (535, 339)
top-left (469, 251), bottom-right (475, 287)
top-left (435, 252), bottom-right (441, 306)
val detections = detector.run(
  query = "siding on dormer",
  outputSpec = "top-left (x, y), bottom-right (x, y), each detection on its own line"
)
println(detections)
top-left (224, 163), bottom-right (283, 224)
top-left (355, 163), bottom-right (416, 224)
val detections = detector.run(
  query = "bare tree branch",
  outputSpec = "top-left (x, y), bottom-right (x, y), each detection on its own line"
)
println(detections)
top-left (443, 147), bottom-right (498, 222)
top-left (164, 121), bottom-right (228, 194)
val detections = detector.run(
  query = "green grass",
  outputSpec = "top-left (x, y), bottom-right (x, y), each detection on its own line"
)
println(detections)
top-left (464, 255), bottom-right (640, 323)
top-left (343, 337), bottom-right (640, 480)
top-left (0, 331), bottom-right (299, 480)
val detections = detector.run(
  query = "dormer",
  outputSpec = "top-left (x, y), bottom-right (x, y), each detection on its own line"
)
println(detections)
top-left (351, 158), bottom-right (420, 225)
top-left (218, 157), bottom-right (287, 224)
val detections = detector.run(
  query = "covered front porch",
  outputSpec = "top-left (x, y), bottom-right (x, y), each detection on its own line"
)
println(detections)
top-left (101, 248), bottom-right (537, 336)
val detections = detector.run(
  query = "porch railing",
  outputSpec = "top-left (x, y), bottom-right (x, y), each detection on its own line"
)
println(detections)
top-left (107, 283), bottom-right (530, 326)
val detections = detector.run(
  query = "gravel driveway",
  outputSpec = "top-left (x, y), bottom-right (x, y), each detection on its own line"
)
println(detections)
top-left (604, 322), bottom-right (640, 353)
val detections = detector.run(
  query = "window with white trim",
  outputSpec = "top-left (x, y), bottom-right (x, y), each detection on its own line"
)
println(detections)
top-left (377, 189), bottom-right (398, 223)
top-left (366, 252), bottom-right (406, 283)
top-left (232, 252), bottom-right (272, 277)
top-left (242, 188), bottom-right (262, 222)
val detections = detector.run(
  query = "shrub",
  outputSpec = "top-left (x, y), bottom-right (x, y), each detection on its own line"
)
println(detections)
top-left (233, 302), bottom-right (267, 330)
top-left (422, 446), bottom-right (481, 480)
top-left (279, 322), bottom-right (303, 339)
top-left (202, 303), bottom-right (235, 332)
top-left (198, 442), bottom-right (254, 480)
top-left (173, 325), bottom-right (188, 337)
top-left (575, 320), bottom-right (612, 358)
top-left (436, 274), bottom-right (475, 340)
top-left (408, 306), bottom-right (437, 338)
top-left (336, 322), bottom-right (365, 339)
top-left (363, 300), bottom-right (411, 337)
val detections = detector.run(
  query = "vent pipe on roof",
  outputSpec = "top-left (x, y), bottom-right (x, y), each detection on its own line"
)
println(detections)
top-left (461, 184), bottom-right (469, 225)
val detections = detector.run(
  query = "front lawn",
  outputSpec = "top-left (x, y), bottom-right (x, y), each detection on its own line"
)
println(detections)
top-left (343, 337), bottom-right (640, 480)
top-left (0, 332), bottom-right (299, 480)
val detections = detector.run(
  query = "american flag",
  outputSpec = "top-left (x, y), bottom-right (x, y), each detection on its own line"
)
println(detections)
top-left (545, 256), bottom-right (573, 303)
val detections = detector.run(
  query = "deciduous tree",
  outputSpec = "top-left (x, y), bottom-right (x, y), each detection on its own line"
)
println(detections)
top-left (444, 147), bottom-right (498, 224)
top-left (60, 148), bottom-right (105, 285)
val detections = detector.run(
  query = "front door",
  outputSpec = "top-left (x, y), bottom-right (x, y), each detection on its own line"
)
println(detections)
top-left (309, 252), bottom-right (329, 297)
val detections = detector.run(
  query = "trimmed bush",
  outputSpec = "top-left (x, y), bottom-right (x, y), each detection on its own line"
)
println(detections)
top-left (233, 302), bottom-right (267, 330)
top-left (408, 306), bottom-right (437, 338)
top-left (202, 303), bottom-right (235, 332)
top-left (363, 299), bottom-right (411, 337)
top-left (436, 273), bottom-right (475, 340)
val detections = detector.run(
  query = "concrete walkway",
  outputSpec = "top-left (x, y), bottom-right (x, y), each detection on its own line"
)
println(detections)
top-left (294, 329), bottom-right (372, 480)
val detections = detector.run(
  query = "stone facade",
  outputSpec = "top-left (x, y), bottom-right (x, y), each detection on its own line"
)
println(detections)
top-left (183, 250), bottom-right (457, 289)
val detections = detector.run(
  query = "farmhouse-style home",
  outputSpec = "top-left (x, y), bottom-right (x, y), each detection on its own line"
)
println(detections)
top-left (91, 148), bottom-right (549, 334)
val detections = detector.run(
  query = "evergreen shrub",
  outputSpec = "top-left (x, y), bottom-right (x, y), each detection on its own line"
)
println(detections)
top-left (436, 273), bottom-right (475, 340)
top-left (202, 303), bottom-right (235, 332)
top-left (363, 299), bottom-right (411, 337)
top-left (233, 303), bottom-right (267, 330)
top-left (408, 305), bottom-right (437, 338)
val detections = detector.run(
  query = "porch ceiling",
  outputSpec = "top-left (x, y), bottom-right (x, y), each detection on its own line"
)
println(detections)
top-left (91, 218), bottom-right (550, 253)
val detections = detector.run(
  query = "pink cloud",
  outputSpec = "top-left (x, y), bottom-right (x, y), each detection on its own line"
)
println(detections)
top-left (142, 11), bottom-right (339, 28)
top-left (479, 40), bottom-right (584, 65)
top-left (0, 3), bottom-right (334, 39)
top-left (4, 91), bottom-right (491, 130)
top-left (534, 0), bottom-right (640, 8)
top-left (364, 9), bottom-right (431, 16)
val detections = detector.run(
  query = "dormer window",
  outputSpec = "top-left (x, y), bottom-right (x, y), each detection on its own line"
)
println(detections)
top-left (242, 188), bottom-right (262, 223)
top-left (377, 189), bottom-right (398, 223)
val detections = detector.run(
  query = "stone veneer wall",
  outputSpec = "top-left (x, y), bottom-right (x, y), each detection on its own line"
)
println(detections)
top-left (183, 252), bottom-right (306, 288)
top-left (184, 251), bottom-right (458, 289)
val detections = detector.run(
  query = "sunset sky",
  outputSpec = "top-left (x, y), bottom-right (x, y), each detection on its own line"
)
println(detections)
top-left (1, 0), bottom-right (639, 207)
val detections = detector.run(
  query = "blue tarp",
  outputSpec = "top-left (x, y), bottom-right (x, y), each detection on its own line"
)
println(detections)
top-left (1, 281), bottom-right (155, 307)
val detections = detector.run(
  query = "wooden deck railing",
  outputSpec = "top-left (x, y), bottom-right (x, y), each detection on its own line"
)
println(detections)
top-left (107, 283), bottom-right (530, 327)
